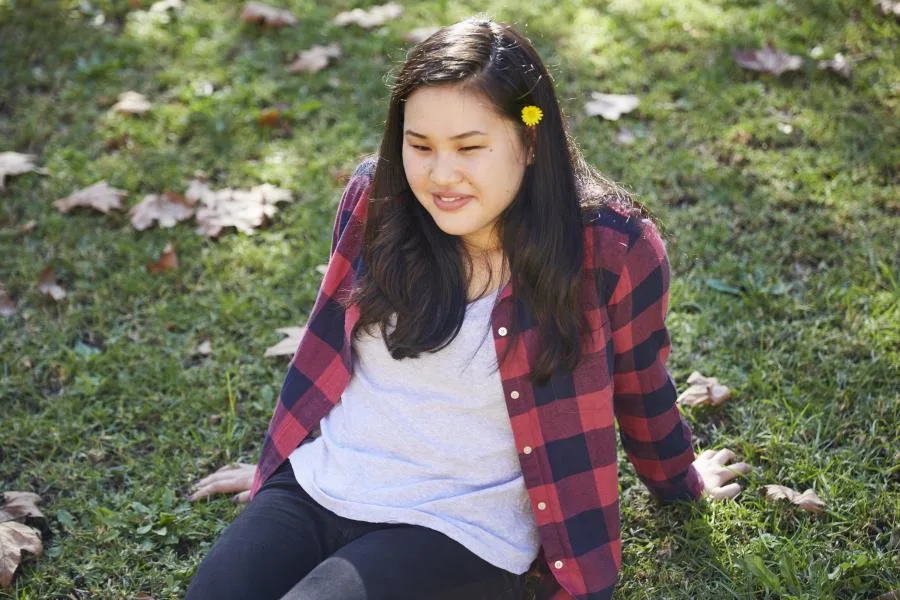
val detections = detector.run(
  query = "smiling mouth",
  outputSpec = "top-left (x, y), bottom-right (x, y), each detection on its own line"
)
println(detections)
top-left (432, 194), bottom-right (474, 210)
top-left (432, 194), bottom-right (472, 202)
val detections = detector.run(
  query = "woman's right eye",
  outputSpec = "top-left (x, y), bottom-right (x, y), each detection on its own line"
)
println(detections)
top-left (411, 145), bottom-right (431, 152)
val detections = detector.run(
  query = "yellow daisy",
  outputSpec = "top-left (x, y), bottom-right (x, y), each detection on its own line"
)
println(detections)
top-left (521, 105), bottom-right (543, 127)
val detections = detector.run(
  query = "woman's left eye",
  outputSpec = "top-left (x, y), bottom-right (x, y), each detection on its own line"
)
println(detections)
top-left (459, 146), bottom-right (483, 152)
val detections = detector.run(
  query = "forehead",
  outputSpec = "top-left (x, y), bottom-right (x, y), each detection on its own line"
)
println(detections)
top-left (403, 85), bottom-right (507, 135)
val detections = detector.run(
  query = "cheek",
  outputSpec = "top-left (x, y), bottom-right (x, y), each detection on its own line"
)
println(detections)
top-left (402, 152), bottom-right (426, 186)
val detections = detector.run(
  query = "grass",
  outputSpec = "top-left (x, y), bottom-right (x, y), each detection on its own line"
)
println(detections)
top-left (1, 0), bottom-right (898, 598)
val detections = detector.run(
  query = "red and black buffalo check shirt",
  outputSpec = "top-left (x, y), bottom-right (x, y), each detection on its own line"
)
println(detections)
top-left (250, 157), bottom-right (704, 599)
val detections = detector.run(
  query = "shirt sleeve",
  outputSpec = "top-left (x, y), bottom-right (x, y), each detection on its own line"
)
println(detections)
top-left (330, 156), bottom-right (376, 257)
top-left (607, 218), bottom-right (704, 504)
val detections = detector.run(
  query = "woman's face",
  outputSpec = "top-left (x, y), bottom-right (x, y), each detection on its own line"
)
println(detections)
top-left (401, 84), bottom-right (529, 254)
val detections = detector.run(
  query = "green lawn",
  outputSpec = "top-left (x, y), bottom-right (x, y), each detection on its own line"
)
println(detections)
top-left (1, 1), bottom-right (898, 598)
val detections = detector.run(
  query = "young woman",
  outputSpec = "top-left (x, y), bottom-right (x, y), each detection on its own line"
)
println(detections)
top-left (186, 18), bottom-right (750, 600)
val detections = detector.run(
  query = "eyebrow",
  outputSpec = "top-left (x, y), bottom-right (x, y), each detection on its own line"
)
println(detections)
top-left (404, 129), bottom-right (487, 140)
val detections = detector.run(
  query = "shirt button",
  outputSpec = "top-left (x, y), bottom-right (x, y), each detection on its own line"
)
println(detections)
top-left (510, 390), bottom-right (519, 399)
top-left (554, 560), bottom-right (564, 569)
top-left (537, 501), bottom-right (547, 510)
top-left (523, 446), bottom-right (533, 455)
top-left (497, 327), bottom-right (508, 336)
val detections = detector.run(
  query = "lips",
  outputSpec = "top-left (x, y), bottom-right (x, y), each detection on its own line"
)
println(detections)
top-left (432, 193), bottom-right (473, 211)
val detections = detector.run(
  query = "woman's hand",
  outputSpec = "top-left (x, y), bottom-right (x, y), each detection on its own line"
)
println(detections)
top-left (693, 448), bottom-right (752, 500)
top-left (189, 463), bottom-right (256, 504)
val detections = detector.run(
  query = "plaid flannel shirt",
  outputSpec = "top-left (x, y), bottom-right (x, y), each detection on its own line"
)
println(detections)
top-left (250, 157), bottom-right (704, 600)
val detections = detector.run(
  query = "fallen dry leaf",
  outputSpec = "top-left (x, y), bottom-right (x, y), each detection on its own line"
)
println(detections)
top-left (288, 44), bottom-right (342, 74)
top-left (149, 0), bottom-right (184, 12)
top-left (0, 521), bottom-right (43, 587)
top-left (404, 26), bottom-right (441, 44)
top-left (195, 339), bottom-right (212, 355)
top-left (876, 591), bottom-right (900, 600)
top-left (315, 264), bottom-right (328, 275)
top-left (54, 181), bottom-right (127, 214)
top-left (764, 484), bottom-right (826, 514)
top-left (257, 107), bottom-right (284, 128)
top-left (20, 220), bottom-right (36, 234)
top-left (0, 492), bottom-right (43, 523)
top-left (734, 43), bottom-right (804, 76)
top-left (585, 93), bottom-right (640, 121)
top-left (241, 2), bottom-right (297, 27)
top-left (333, 2), bottom-right (402, 28)
top-left (111, 91), bottom-right (152, 114)
top-left (817, 53), bottom-right (851, 77)
top-left (146, 243), bottom-right (178, 272)
top-left (0, 492), bottom-right (44, 587)
top-left (129, 192), bottom-right (195, 230)
top-left (264, 326), bottom-right (306, 357)
top-left (190, 181), bottom-right (293, 237)
top-left (876, 0), bottom-right (900, 16)
top-left (676, 371), bottom-right (731, 407)
top-left (37, 266), bottom-right (66, 302)
top-left (0, 284), bottom-right (15, 318)
top-left (0, 152), bottom-right (38, 190)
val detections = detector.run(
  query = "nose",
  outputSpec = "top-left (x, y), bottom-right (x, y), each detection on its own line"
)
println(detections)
top-left (429, 153), bottom-right (462, 186)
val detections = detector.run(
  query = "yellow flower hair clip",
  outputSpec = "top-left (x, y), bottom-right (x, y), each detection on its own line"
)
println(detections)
top-left (521, 105), bottom-right (543, 127)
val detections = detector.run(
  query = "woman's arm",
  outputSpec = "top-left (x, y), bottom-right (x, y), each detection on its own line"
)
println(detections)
top-left (608, 218), bottom-right (748, 502)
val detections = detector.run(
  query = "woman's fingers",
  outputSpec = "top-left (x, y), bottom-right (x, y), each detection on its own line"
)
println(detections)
top-left (709, 482), bottom-right (742, 500)
top-left (190, 478), bottom-right (242, 501)
top-left (232, 491), bottom-right (251, 504)
top-left (727, 461), bottom-right (752, 477)
top-left (713, 448), bottom-right (737, 465)
top-left (697, 449), bottom-right (717, 461)
top-left (189, 463), bottom-right (256, 501)
top-left (694, 448), bottom-right (753, 500)
top-left (192, 463), bottom-right (251, 489)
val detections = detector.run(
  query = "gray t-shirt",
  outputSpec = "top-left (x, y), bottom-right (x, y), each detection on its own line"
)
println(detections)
top-left (289, 287), bottom-right (540, 574)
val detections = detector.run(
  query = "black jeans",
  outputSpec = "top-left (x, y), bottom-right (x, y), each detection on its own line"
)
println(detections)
top-left (186, 461), bottom-right (527, 600)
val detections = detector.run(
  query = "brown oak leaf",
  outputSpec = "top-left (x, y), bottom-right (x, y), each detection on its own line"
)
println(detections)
top-left (333, 2), bottom-right (402, 28)
top-left (764, 484), bottom-right (826, 514)
top-left (0, 521), bottom-right (43, 587)
top-left (676, 371), bottom-right (731, 407)
top-left (129, 192), bottom-right (195, 230)
top-left (37, 266), bottom-right (66, 302)
top-left (54, 181), bottom-right (127, 214)
top-left (240, 2), bottom-right (297, 27)
top-left (111, 91), bottom-right (152, 114)
top-left (584, 93), bottom-right (640, 121)
top-left (190, 181), bottom-right (293, 237)
top-left (264, 326), bottom-right (307, 357)
top-left (146, 243), bottom-right (178, 273)
top-left (0, 492), bottom-right (43, 522)
top-left (876, 0), bottom-right (900, 16)
top-left (149, 0), bottom-right (184, 12)
top-left (0, 492), bottom-right (45, 587)
top-left (734, 43), bottom-right (804, 76)
top-left (288, 44), bottom-right (342, 74)
top-left (257, 107), bottom-right (286, 128)
top-left (0, 152), bottom-right (38, 190)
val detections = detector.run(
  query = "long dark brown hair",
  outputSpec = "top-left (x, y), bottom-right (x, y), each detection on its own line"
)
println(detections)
top-left (345, 18), bottom-right (635, 385)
